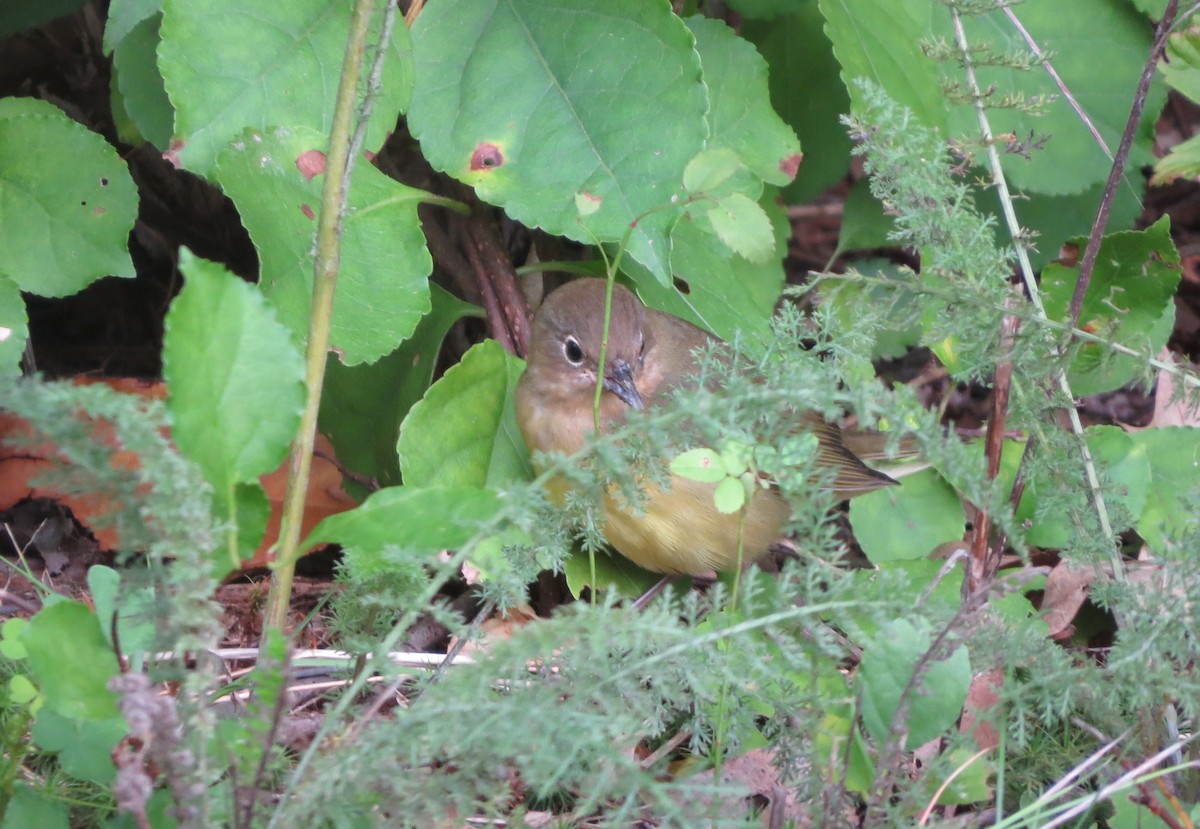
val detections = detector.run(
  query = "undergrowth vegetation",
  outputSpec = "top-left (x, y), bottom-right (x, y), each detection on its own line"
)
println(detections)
top-left (1, 0), bottom-right (1199, 827)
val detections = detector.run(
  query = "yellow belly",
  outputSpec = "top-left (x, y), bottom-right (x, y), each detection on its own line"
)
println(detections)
top-left (546, 472), bottom-right (789, 575)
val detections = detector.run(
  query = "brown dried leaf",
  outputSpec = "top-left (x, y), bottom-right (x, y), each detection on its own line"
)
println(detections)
top-left (1039, 562), bottom-right (1095, 640)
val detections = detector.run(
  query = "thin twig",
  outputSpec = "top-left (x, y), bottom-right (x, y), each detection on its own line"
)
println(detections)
top-left (1002, 7), bottom-right (1113, 161)
top-left (951, 2), bottom-right (1120, 577)
top-left (1067, 0), bottom-right (1181, 326)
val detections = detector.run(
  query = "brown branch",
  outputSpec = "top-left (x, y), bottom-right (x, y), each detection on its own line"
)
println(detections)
top-left (463, 211), bottom-right (530, 356)
top-left (1067, 0), bottom-right (1181, 326)
top-left (969, 312), bottom-right (1019, 594)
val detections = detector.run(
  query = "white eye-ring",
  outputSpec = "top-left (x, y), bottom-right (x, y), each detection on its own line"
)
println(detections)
top-left (563, 336), bottom-right (584, 365)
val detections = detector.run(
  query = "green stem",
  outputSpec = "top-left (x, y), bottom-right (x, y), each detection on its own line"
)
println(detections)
top-left (262, 0), bottom-right (383, 636)
top-left (514, 260), bottom-right (606, 278)
top-left (418, 193), bottom-right (471, 215)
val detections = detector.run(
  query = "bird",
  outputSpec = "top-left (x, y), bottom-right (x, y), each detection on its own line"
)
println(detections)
top-left (514, 278), bottom-right (898, 576)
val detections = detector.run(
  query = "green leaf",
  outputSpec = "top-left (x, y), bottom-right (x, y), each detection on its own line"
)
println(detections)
top-left (302, 485), bottom-right (501, 557)
top-left (1161, 26), bottom-right (1200, 104)
top-left (706, 192), bottom-right (775, 263)
top-left (925, 746), bottom-right (991, 805)
top-left (1, 618), bottom-right (28, 660)
top-left (409, 0), bottom-right (708, 284)
top-left (997, 181), bottom-right (1143, 272)
top-left (683, 149), bottom-right (741, 195)
top-left (1042, 217), bottom-right (1181, 395)
top-left (742, 6), bottom-right (852, 202)
top-left (823, 260), bottom-right (924, 361)
top-left (858, 617), bottom-right (970, 749)
top-left (849, 469), bottom-right (965, 562)
top-left (627, 190), bottom-right (787, 350)
top-left (1152, 132), bottom-right (1200, 185)
top-left (9, 675), bottom-right (38, 705)
top-left (215, 126), bottom-right (433, 364)
top-left (0, 98), bottom-right (136, 296)
top-left (1128, 427), bottom-right (1200, 555)
top-left (563, 549), bottom-right (666, 599)
top-left (713, 475), bottom-right (747, 514)
top-left (685, 16), bottom-right (801, 187)
top-left (87, 566), bottom-right (157, 671)
top-left (1016, 427), bottom-right (1150, 548)
top-left (159, 0), bottom-right (413, 175)
top-left (398, 340), bottom-right (532, 489)
top-left (320, 284), bottom-right (483, 493)
top-left (814, 712), bottom-right (875, 793)
top-left (574, 191), bottom-right (602, 218)
top-left (111, 13), bottom-right (173, 150)
top-left (232, 481), bottom-right (271, 561)
top-left (940, 0), bottom-right (1162, 196)
top-left (819, 0), bottom-right (946, 133)
top-left (670, 448), bottom-right (728, 484)
top-left (103, 0), bottom-right (162, 53)
top-left (0, 785), bottom-right (69, 829)
top-left (21, 601), bottom-right (120, 721)
top-left (842, 559), bottom-right (963, 644)
top-left (31, 709), bottom-right (125, 785)
top-left (163, 250), bottom-right (305, 493)
top-left (0, 275), bottom-right (28, 377)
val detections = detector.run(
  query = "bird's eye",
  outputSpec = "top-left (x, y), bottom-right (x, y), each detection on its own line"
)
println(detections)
top-left (563, 336), bottom-right (584, 365)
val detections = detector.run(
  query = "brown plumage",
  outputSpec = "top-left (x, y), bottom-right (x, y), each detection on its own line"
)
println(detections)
top-left (514, 278), bottom-right (896, 575)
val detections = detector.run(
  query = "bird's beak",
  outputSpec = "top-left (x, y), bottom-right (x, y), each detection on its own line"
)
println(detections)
top-left (603, 359), bottom-right (644, 410)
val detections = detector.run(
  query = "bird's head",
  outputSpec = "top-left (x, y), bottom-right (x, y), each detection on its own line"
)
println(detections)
top-left (524, 279), bottom-right (650, 411)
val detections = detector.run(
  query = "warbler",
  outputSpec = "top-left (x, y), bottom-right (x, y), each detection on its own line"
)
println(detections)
top-left (514, 278), bottom-right (895, 575)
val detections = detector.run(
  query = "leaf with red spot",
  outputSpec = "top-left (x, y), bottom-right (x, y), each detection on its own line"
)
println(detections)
top-left (215, 127), bottom-right (432, 365)
top-left (686, 17), bottom-right (801, 188)
top-left (409, 0), bottom-right (707, 285)
top-left (159, 0), bottom-right (413, 176)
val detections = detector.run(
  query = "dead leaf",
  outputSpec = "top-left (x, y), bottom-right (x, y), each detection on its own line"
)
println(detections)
top-left (1142, 350), bottom-right (1200, 429)
top-left (674, 748), bottom-right (813, 828)
top-left (1039, 562), bottom-right (1095, 640)
top-left (959, 668), bottom-right (1003, 751)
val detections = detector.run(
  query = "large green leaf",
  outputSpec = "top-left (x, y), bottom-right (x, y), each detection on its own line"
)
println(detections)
top-left (627, 190), bottom-right (787, 350)
top-left (0, 98), bottom-right (136, 297)
top-left (163, 251), bottom-right (305, 567)
top-left (1016, 427), bottom-right (1150, 549)
top-left (215, 126), bottom-right (433, 364)
top-left (111, 13), bottom-right (173, 150)
top-left (164, 251), bottom-right (304, 487)
top-left (409, 0), bottom-right (708, 284)
top-left (685, 16), bottom-right (801, 187)
top-left (1, 785), bottom-right (68, 829)
top-left (398, 340), bottom-right (533, 489)
top-left (742, 5), bottom-right (853, 202)
top-left (818, 0), bottom-right (946, 133)
top-left (320, 284), bottom-right (483, 492)
top-left (1128, 427), bottom-right (1200, 556)
top-left (159, 0), bottom-right (413, 175)
top-left (849, 468), bottom-right (966, 562)
top-left (1042, 217), bottom-right (1180, 396)
top-left (858, 617), bottom-right (971, 749)
top-left (103, 0), bottom-right (162, 53)
top-left (21, 602), bottom-right (120, 721)
top-left (31, 710), bottom-right (125, 785)
top-left (941, 0), bottom-right (1163, 196)
top-left (302, 485), bottom-right (501, 556)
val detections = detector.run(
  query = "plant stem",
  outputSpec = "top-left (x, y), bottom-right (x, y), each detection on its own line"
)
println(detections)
top-left (263, 0), bottom-right (385, 635)
top-left (948, 1), bottom-right (1119, 578)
